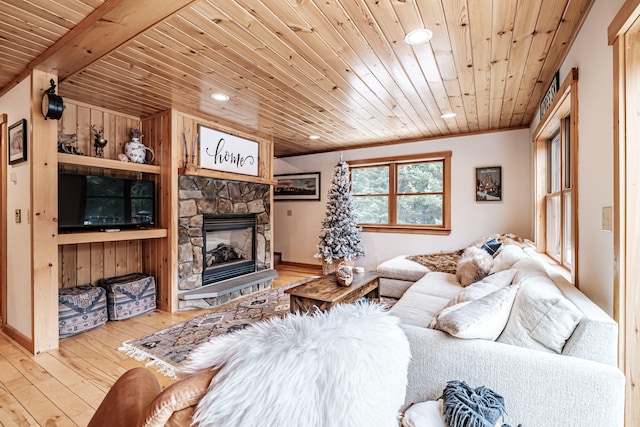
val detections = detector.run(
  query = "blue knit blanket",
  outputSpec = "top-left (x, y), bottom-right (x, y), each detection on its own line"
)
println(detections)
top-left (439, 380), bottom-right (522, 427)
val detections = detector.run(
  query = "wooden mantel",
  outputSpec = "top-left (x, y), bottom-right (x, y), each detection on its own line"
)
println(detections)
top-left (177, 167), bottom-right (277, 186)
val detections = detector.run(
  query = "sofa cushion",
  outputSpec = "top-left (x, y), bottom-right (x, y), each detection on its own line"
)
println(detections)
top-left (497, 274), bottom-right (583, 353)
top-left (389, 272), bottom-right (461, 326)
top-left (429, 285), bottom-right (520, 340)
top-left (444, 269), bottom-right (517, 309)
top-left (390, 292), bottom-right (451, 327)
top-left (456, 247), bottom-right (493, 286)
top-left (379, 278), bottom-right (415, 299)
top-left (377, 255), bottom-right (431, 282)
top-left (410, 272), bottom-right (463, 300)
top-left (490, 244), bottom-right (528, 274)
top-left (510, 256), bottom-right (548, 283)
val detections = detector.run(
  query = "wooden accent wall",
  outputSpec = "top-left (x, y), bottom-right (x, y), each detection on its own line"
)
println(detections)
top-left (139, 109), bottom-right (275, 311)
top-left (31, 70), bottom-right (61, 353)
top-left (57, 100), bottom-right (144, 288)
top-left (55, 104), bottom-right (275, 311)
top-left (141, 110), bottom-right (176, 311)
top-left (175, 111), bottom-right (276, 183)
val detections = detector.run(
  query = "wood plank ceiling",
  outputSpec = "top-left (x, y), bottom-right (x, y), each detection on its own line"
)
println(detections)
top-left (0, 0), bottom-right (594, 157)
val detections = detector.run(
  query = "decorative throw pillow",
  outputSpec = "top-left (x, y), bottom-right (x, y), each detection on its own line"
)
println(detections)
top-left (456, 246), bottom-right (494, 286)
top-left (497, 276), bottom-right (583, 353)
top-left (430, 285), bottom-right (520, 340)
top-left (445, 269), bottom-right (517, 309)
top-left (489, 244), bottom-right (528, 274)
top-left (481, 238), bottom-right (503, 256)
top-left (468, 233), bottom-right (501, 248)
top-left (402, 401), bottom-right (446, 427)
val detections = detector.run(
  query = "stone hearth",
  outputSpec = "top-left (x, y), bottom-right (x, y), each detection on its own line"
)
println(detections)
top-left (178, 175), bottom-right (272, 310)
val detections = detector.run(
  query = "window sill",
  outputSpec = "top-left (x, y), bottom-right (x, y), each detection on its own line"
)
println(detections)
top-left (538, 252), bottom-right (573, 284)
top-left (360, 225), bottom-right (451, 235)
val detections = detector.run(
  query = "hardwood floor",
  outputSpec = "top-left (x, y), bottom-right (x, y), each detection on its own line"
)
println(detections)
top-left (0, 264), bottom-right (321, 427)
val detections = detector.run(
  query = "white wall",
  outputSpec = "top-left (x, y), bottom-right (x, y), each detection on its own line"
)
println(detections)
top-left (1, 76), bottom-right (33, 338)
top-left (529, 0), bottom-right (624, 315)
top-left (274, 129), bottom-right (532, 270)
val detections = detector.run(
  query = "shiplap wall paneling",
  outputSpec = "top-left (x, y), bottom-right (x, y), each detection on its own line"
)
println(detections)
top-left (57, 101), bottom-right (145, 288)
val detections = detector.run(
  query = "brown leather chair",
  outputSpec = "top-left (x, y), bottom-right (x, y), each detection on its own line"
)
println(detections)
top-left (88, 367), bottom-right (217, 427)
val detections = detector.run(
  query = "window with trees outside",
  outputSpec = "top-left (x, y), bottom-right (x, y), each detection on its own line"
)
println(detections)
top-left (533, 68), bottom-right (578, 283)
top-left (349, 152), bottom-right (451, 234)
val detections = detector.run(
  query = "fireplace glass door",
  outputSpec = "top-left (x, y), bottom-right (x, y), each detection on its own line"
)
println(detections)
top-left (203, 214), bottom-right (256, 284)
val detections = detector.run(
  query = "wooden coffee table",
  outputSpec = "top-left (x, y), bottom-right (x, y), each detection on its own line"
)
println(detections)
top-left (285, 271), bottom-right (382, 313)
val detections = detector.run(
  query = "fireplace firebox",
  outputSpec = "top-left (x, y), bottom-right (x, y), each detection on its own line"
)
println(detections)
top-left (203, 213), bottom-right (257, 284)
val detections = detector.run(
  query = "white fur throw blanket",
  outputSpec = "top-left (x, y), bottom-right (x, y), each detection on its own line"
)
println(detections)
top-left (182, 302), bottom-right (411, 427)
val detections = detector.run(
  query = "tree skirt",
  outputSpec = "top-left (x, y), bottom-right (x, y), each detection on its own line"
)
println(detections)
top-left (119, 278), bottom-right (396, 378)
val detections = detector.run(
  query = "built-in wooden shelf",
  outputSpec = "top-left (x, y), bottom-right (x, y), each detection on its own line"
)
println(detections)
top-left (57, 228), bottom-right (168, 245)
top-left (178, 167), bottom-right (278, 185)
top-left (58, 153), bottom-right (161, 174)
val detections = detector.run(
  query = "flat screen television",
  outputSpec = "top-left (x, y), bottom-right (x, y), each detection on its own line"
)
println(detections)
top-left (58, 172), bottom-right (155, 231)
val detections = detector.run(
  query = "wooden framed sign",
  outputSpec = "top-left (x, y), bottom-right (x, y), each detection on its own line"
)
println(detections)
top-left (199, 125), bottom-right (259, 176)
top-left (540, 71), bottom-right (560, 120)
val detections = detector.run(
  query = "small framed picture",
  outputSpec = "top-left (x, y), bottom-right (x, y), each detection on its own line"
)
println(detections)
top-left (274, 172), bottom-right (321, 201)
top-left (8, 119), bottom-right (27, 165)
top-left (476, 166), bottom-right (502, 202)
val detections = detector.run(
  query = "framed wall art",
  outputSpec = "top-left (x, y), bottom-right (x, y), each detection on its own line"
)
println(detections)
top-left (8, 119), bottom-right (27, 165)
top-left (274, 172), bottom-right (321, 201)
top-left (198, 125), bottom-right (259, 176)
top-left (476, 166), bottom-right (502, 202)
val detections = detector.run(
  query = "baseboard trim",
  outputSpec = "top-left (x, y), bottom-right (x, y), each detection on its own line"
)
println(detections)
top-left (3, 324), bottom-right (33, 354)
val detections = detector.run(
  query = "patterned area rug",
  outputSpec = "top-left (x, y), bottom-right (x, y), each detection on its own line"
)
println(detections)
top-left (119, 278), bottom-right (396, 378)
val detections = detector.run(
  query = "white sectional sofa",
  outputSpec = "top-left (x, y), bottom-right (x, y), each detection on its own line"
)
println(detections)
top-left (377, 245), bottom-right (625, 426)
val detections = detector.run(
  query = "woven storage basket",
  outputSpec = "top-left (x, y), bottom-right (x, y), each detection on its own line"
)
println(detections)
top-left (98, 273), bottom-right (156, 320)
top-left (58, 285), bottom-right (107, 338)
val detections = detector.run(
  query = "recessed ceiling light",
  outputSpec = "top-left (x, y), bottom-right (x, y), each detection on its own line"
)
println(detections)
top-left (440, 112), bottom-right (457, 119)
top-left (404, 29), bottom-right (433, 45)
top-left (309, 135), bottom-right (320, 140)
top-left (211, 93), bottom-right (230, 102)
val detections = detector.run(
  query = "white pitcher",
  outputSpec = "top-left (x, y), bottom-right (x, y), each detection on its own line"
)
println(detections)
top-left (124, 138), bottom-right (155, 164)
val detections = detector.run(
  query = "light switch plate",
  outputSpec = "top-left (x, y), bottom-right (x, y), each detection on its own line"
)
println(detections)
top-left (602, 206), bottom-right (613, 231)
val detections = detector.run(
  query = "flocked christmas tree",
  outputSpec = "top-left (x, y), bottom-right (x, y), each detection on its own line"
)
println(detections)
top-left (315, 156), bottom-right (365, 273)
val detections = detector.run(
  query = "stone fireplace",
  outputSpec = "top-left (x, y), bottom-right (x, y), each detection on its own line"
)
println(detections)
top-left (177, 176), bottom-right (275, 310)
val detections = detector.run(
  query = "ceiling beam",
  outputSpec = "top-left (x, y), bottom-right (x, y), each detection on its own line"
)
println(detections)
top-left (0, 0), bottom-right (196, 97)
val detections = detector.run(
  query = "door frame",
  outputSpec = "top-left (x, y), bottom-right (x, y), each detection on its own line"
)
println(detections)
top-left (609, 1), bottom-right (640, 424)
top-left (1, 113), bottom-right (7, 328)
